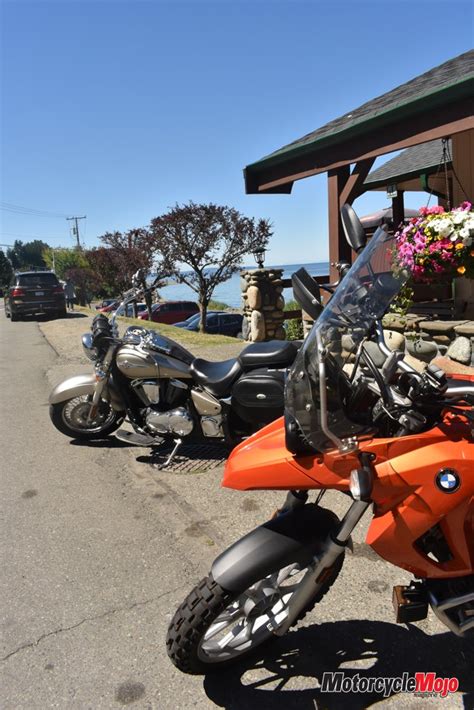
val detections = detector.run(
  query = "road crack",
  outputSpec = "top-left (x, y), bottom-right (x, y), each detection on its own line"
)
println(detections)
top-left (2, 583), bottom-right (185, 662)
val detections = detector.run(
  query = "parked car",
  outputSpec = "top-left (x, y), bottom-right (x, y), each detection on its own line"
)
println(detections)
top-left (4, 271), bottom-right (66, 321)
top-left (174, 311), bottom-right (243, 337)
top-left (138, 300), bottom-right (199, 325)
top-left (115, 302), bottom-right (147, 317)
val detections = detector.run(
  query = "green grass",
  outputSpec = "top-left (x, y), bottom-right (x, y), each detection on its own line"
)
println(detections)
top-left (208, 299), bottom-right (230, 310)
top-left (77, 306), bottom-right (238, 346)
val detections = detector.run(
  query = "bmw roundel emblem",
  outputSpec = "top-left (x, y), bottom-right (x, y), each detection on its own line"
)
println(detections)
top-left (435, 468), bottom-right (460, 493)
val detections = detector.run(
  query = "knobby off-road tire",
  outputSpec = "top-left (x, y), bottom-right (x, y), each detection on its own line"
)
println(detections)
top-left (166, 554), bottom-right (343, 674)
top-left (50, 397), bottom-right (125, 440)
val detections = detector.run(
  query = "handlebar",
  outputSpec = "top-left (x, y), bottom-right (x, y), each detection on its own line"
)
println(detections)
top-left (108, 274), bottom-right (163, 335)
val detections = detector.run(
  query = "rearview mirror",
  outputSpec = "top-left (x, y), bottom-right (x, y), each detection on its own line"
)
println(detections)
top-left (291, 268), bottom-right (323, 321)
top-left (341, 204), bottom-right (366, 253)
top-left (131, 270), bottom-right (143, 287)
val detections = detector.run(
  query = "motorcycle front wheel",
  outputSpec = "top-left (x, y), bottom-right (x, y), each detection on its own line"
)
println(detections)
top-left (166, 554), bottom-right (343, 674)
top-left (50, 395), bottom-right (125, 440)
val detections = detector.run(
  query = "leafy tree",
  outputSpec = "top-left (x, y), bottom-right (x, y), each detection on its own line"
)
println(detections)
top-left (0, 250), bottom-right (13, 286)
top-left (42, 247), bottom-right (92, 305)
top-left (42, 247), bottom-right (89, 280)
top-left (150, 202), bottom-right (272, 332)
top-left (98, 228), bottom-right (169, 318)
top-left (65, 267), bottom-right (100, 306)
top-left (7, 240), bottom-right (49, 270)
top-left (85, 247), bottom-right (122, 298)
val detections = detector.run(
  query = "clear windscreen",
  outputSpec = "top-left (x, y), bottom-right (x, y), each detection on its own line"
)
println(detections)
top-left (286, 226), bottom-right (409, 452)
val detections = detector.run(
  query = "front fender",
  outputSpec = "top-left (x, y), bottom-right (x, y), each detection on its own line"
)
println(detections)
top-left (49, 373), bottom-right (125, 411)
top-left (211, 504), bottom-right (340, 592)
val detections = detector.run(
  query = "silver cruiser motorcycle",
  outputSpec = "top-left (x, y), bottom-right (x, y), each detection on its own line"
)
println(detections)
top-left (48, 277), bottom-right (301, 460)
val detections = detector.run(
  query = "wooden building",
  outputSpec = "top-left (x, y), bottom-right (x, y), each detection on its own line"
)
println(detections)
top-left (244, 51), bottom-right (474, 281)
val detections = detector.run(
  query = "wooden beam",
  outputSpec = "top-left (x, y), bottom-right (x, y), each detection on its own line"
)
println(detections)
top-left (328, 166), bottom-right (352, 281)
top-left (339, 158), bottom-right (376, 206)
top-left (252, 103), bottom-right (473, 193)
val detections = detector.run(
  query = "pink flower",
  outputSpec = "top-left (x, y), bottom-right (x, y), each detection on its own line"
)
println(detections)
top-left (419, 205), bottom-right (445, 216)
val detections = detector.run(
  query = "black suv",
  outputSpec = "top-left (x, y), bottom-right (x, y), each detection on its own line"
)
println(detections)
top-left (5, 271), bottom-right (66, 321)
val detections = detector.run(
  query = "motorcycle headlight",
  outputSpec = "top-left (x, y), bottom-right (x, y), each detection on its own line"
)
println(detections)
top-left (82, 332), bottom-right (98, 362)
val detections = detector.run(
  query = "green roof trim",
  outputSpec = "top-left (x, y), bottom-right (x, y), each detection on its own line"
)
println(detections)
top-left (363, 139), bottom-right (452, 189)
top-left (245, 51), bottom-right (474, 180)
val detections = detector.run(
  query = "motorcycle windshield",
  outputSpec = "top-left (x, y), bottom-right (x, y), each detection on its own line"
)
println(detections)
top-left (286, 226), bottom-right (409, 452)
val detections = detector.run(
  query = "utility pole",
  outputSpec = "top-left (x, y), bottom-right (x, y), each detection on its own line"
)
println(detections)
top-left (66, 216), bottom-right (86, 249)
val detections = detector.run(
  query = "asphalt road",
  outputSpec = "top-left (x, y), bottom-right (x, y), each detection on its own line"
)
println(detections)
top-left (1, 311), bottom-right (473, 709)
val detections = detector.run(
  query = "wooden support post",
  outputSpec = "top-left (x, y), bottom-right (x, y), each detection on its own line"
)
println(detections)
top-left (391, 190), bottom-right (405, 232)
top-left (328, 166), bottom-right (351, 281)
top-left (452, 129), bottom-right (474, 204)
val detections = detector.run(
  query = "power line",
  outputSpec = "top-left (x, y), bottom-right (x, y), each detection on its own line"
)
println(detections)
top-left (0, 201), bottom-right (72, 219)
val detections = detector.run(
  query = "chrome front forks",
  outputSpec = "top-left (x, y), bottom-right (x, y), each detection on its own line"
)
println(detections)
top-left (86, 365), bottom-right (109, 424)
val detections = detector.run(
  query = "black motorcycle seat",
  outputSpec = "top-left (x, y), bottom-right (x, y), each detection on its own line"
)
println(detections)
top-left (239, 340), bottom-right (298, 370)
top-left (190, 357), bottom-right (243, 397)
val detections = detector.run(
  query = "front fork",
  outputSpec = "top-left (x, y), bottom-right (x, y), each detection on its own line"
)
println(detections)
top-left (272, 498), bottom-right (370, 636)
top-left (273, 455), bottom-right (374, 636)
top-left (86, 347), bottom-right (114, 423)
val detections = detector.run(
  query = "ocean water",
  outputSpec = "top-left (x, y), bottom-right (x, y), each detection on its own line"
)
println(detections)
top-left (157, 262), bottom-right (330, 309)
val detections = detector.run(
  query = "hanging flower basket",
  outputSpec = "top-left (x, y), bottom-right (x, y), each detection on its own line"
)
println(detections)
top-left (394, 202), bottom-right (474, 282)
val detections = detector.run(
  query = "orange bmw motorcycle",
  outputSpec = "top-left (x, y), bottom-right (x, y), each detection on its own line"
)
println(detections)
top-left (167, 207), bottom-right (474, 674)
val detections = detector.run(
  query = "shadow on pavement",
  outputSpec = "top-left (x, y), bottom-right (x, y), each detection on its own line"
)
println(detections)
top-left (202, 620), bottom-right (473, 709)
top-left (70, 437), bottom-right (131, 449)
top-left (10, 312), bottom-right (88, 322)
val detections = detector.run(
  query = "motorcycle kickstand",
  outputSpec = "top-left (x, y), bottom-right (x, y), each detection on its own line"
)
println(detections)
top-left (163, 438), bottom-right (182, 467)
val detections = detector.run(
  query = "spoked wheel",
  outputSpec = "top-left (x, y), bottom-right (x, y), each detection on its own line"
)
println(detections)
top-left (167, 555), bottom-right (343, 674)
top-left (50, 395), bottom-right (125, 440)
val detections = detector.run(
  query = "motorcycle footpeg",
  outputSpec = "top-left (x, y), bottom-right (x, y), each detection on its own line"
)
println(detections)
top-left (392, 583), bottom-right (428, 623)
top-left (115, 429), bottom-right (160, 447)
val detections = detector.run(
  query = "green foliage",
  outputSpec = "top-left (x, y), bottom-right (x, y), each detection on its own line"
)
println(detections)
top-left (42, 247), bottom-right (89, 280)
top-left (208, 299), bottom-right (230, 310)
top-left (7, 240), bottom-right (49, 270)
top-left (285, 319), bottom-right (304, 340)
top-left (389, 283), bottom-right (414, 316)
top-left (0, 250), bottom-right (13, 286)
top-left (284, 299), bottom-right (299, 311)
top-left (284, 299), bottom-right (304, 340)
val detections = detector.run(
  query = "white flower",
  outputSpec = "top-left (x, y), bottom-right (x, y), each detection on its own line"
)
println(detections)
top-left (434, 218), bottom-right (454, 238)
top-left (465, 217), bottom-right (474, 233)
top-left (460, 226), bottom-right (471, 239)
top-left (453, 211), bottom-right (469, 225)
top-left (462, 236), bottom-right (472, 246)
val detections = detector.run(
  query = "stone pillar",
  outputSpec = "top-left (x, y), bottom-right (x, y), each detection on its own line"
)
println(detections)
top-left (241, 268), bottom-right (286, 341)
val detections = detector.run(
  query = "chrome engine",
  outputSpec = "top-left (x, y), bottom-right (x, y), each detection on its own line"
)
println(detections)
top-left (201, 415), bottom-right (224, 438)
top-left (146, 407), bottom-right (194, 436)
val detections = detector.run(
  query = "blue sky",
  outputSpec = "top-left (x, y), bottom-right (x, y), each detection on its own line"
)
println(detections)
top-left (1, 0), bottom-right (473, 263)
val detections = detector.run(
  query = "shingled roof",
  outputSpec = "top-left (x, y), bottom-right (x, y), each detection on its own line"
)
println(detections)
top-left (364, 139), bottom-right (452, 189)
top-left (245, 51), bottom-right (474, 193)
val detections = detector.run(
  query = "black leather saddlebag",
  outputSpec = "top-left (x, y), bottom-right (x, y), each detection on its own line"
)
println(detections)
top-left (231, 368), bottom-right (286, 424)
